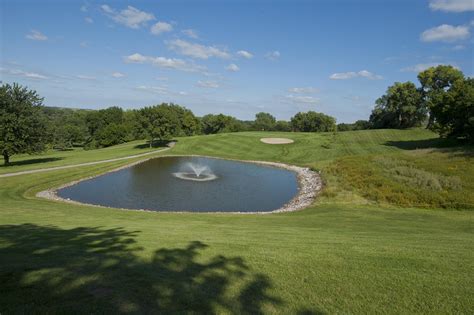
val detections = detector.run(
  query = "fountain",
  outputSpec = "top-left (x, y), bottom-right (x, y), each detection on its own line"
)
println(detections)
top-left (173, 162), bottom-right (218, 182)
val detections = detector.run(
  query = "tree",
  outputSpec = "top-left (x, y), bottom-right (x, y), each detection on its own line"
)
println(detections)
top-left (0, 83), bottom-right (47, 165)
top-left (201, 114), bottom-right (242, 134)
top-left (418, 65), bottom-right (473, 139)
top-left (290, 111), bottom-right (336, 132)
top-left (53, 125), bottom-right (86, 150)
top-left (274, 120), bottom-right (291, 132)
top-left (254, 112), bottom-right (276, 131)
top-left (353, 120), bottom-right (370, 130)
top-left (169, 104), bottom-right (201, 136)
top-left (369, 82), bottom-right (426, 129)
top-left (138, 104), bottom-right (180, 147)
top-left (418, 65), bottom-right (464, 129)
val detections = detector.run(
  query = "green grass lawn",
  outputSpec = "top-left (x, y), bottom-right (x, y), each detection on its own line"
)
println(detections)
top-left (1, 129), bottom-right (473, 314)
top-left (0, 140), bottom-right (162, 175)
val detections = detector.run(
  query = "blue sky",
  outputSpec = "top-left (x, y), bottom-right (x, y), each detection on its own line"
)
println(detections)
top-left (1, 0), bottom-right (473, 122)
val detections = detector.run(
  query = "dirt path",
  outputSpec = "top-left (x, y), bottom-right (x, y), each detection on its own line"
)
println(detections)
top-left (0, 146), bottom-right (172, 178)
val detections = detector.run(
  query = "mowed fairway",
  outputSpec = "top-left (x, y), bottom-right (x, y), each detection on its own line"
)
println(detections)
top-left (1, 129), bottom-right (473, 313)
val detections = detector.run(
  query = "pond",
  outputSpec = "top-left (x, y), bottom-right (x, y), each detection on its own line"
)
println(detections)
top-left (57, 156), bottom-right (299, 212)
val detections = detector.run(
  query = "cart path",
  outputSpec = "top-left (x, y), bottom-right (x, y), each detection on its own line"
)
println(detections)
top-left (0, 146), bottom-right (172, 178)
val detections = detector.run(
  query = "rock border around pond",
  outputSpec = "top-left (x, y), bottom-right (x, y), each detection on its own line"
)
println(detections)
top-left (36, 155), bottom-right (323, 214)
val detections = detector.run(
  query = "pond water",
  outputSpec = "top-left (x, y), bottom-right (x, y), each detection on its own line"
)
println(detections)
top-left (57, 156), bottom-right (299, 212)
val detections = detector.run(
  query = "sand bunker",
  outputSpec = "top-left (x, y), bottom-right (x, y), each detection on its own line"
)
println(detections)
top-left (260, 138), bottom-right (294, 144)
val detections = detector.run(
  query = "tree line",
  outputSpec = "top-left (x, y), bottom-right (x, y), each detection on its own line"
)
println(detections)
top-left (0, 82), bottom-right (336, 164)
top-left (368, 65), bottom-right (473, 140)
top-left (1, 64), bottom-right (472, 165)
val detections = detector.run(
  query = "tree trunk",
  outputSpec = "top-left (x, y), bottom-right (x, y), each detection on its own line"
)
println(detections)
top-left (149, 139), bottom-right (153, 148)
top-left (3, 152), bottom-right (10, 165)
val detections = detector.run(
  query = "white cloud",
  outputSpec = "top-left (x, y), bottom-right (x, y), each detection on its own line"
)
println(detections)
top-left (136, 85), bottom-right (189, 97)
top-left (285, 94), bottom-right (319, 104)
top-left (136, 85), bottom-right (168, 94)
top-left (85, 17), bottom-right (93, 24)
top-left (421, 24), bottom-right (470, 42)
top-left (452, 44), bottom-right (465, 50)
top-left (225, 63), bottom-right (240, 72)
top-left (237, 50), bottom-right (253, 59)
top-left (112, 72), bottom-right (125, 78)
top-left (101, 5), bottom-right (155, 29)
top-left (265, 51), bottom-right (280, 61)
top-left (330, 72), bottom-right (358, 80)
top-left (429, 0), bottom-right (474, 12)
top-left (80, 5), bottom-right (88, 12)
top-left (358, 70), bottom-right (383, 79)
top-left (400, 62), bottom-right (458, 72)
top-left (182, 29), bottom-right (199, 39)
top-left (1, 68), bottom-right (49, 80)
top-left (288, 87), bottom-right (319, 94)
top-left (101, 4), bottom-right (114, 13)
top-left (167, 39), bottom-right (230, 59)
top-left (76, 74), bottom-right (96, 80)
top-left (150, 21), bottom-right (173, 35)
top-left (26, 30), bottom-right (48, 41)
top-left (125, 53), bottom-right (148, 63)
top-left (155, 76), bottom-right (169, 81)
top-left (80, 41), bottom-right (89, 47)
top-left (196, 80), bottom-right (219, 88)
top-left (124, 53), bottom-right (207, 73)
top-left (330, 70), bottom-right (383, 80)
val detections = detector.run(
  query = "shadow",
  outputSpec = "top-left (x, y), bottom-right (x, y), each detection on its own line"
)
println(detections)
top-left (134, 139), bottom-right (177, 149)
top-left (385, 138), bottom-right (474, 156)
top-left (0, 224), bottom-right (281, 313)
top-left (0, 157), bottom-right (64, 168)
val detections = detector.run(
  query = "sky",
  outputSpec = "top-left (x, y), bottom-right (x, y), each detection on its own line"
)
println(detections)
top-left (1, 0), bottom-right (473, 122)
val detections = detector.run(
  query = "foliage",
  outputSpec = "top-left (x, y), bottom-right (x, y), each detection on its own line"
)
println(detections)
top-left (369, 82), bottom-right (426, 129)
top-left (138, 104), bottom-right (181, 146)
top-left (290, 111), bottom-right (336, 132)
top-left (201, 114), bottom-right (242, 134)
top-left (42, 107), bottom-right (88, 150)
top-left (254, 112), bottom-right (276, 131)
top-left (418, 65), bottom-right (473, 140)
top-left (84, 106), bottom-right (129, 149)
top-left (274, 120), bottom-right (291, 132)
top-left (0, 83), bottom-right (47, 165)
top-left (326, 153), bottom-right (473, 209)
top-left (337, 120), bottom-right (370, 131)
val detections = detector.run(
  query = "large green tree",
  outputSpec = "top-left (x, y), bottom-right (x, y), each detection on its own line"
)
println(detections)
top-left (0, 83), bottom-right (47, 165)
top-left (369, 81), bottom-right (426, 129)
top-left (201, 114), bottom-right (242, 134)
top-left (168, 104), bottom-right (201, 136)
top-left (290, 111), bottom-right (336, 132)
top-left (418, 65), bottom-right (473, 139)
top-left (138, 104), bottom-right (180, 147)
top-left (254, 112), bottom-right (276, 131)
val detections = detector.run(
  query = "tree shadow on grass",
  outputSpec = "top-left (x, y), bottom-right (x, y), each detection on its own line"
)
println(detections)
top-left (385, 138), bottom-right (474, 157)
top-left (134, 139), bottom-right (178, 149)
top-left (0, 224), bottom-right (282, 313)
top-left (0, 157), bottom-right (64, 168)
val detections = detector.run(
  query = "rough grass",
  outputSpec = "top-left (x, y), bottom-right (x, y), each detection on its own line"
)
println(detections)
top-left (0, 129), bottom-right (473, 314)
top-left (325, 151), bottom-right (473, 209)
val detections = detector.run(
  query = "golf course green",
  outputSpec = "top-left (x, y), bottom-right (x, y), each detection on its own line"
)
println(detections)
top-left (1, 129), bottom-right (473, 314)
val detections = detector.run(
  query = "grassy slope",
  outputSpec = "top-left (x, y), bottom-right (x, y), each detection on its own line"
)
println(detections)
top-left (0, 140), bottom-right (160, 175)
top-left (0, 129), bottom-right (473, 314)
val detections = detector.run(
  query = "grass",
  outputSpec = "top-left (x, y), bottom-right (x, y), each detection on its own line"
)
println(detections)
top-left (0, 129), bottom-right (473, 313)
top-left (0, 140), bottom-right (162, 175)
